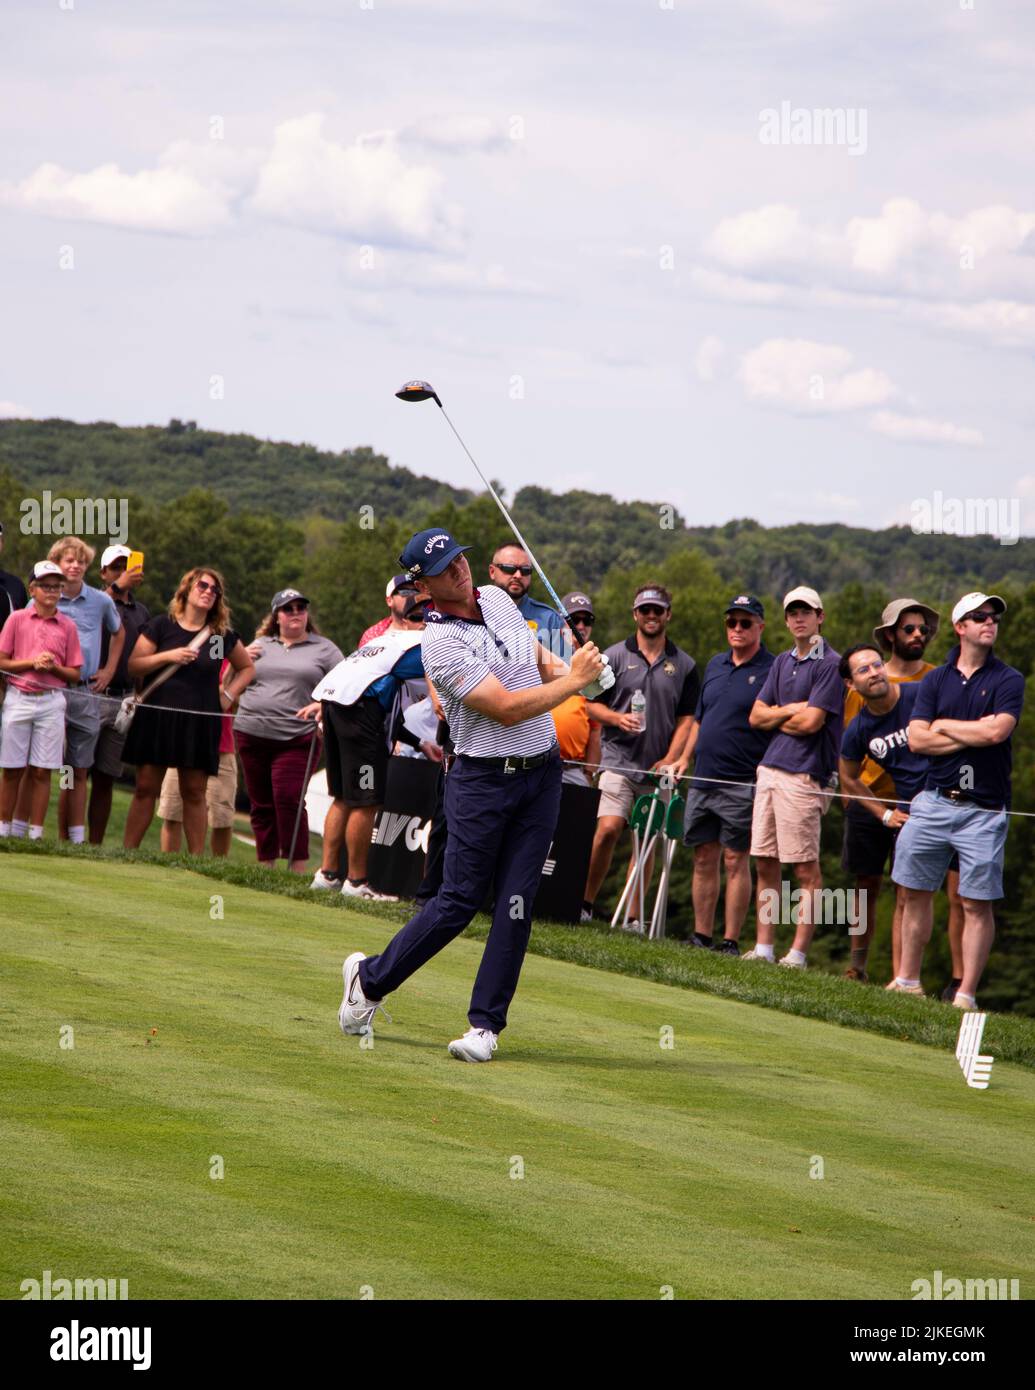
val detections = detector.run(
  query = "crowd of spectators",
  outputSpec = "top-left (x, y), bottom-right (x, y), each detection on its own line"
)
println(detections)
top-left (0, 523), bottom-right (1023, 1009)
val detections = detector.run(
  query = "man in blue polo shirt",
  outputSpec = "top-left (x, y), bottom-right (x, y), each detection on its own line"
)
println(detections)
top-left (337, 528), bottom-right (605, 1062)
top-left (488, 542), bottom-right (568, 657)
top-left (890, 591), bottom-right (1024, 1010)
top-left (744, 586), bottom-right (842, 968)
top-left (673, 594), bottom-right (774, 954)
top-left (839, 643), bottom-right (929, 983)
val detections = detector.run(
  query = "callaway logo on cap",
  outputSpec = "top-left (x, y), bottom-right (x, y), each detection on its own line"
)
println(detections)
top-left (424, 534), bottom-right (450, 554)
top-left (399, 527), bottom-right (472, 578)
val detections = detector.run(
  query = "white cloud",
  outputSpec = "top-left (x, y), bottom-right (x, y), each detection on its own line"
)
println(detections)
top-left (399, 114), bottom-right (511, 154)
top-left (694, 336), bottom-right (725, 382)
top-left (739, 339), bottom-right (895, 413)
top-left (869, 411), bottom-right (984, 447)
top-left (250, 114), bottom-right (462, 251)
top-left (0, 142), bottom-right (247, 234)
top-left (700, 198), bottom-right (1035, 346)
top-left (0, 401), bottom-right (33, 418)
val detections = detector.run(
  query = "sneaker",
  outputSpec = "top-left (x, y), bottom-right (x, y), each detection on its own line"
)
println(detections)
top-left (338, 952), bottom-right (391, 1035)
top-left (715, 938), bottom-right (740, 957)
top-left (941, 977), bottom-right (962, 1004)
top-left (341, 879), bottom-right (399, 904)
top-left (843, 966), bottom-right (869, 983)
top-left (952, 993), bottom-right (979, 1012)
top-left (778, 954), bottom-right (806, 970)
top-left (885, 980), bottom-right (924, 996)
top-left (310, 869), bottom-right (342, 890)
top-left (741, 947), bottom-right (774, 962)
top-left (689, 932), bottom-right (715, 949)
top-left (448, 1027), bottom-right (499, 1063)
top-left (614, 918), bottom-right (645, 935)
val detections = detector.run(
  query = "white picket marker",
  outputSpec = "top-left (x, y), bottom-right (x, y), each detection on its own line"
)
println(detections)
top-left (955, 1012), bottom-right (994, 1090)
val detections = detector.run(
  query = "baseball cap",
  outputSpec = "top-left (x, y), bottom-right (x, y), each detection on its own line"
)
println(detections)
top-left (402, 593), bottom-right (431, 619)
top-left (399, 528), bottom-right (471, 579)
top-left (873, 598), bottom-right (940, 650)
top-left (633, 586), bottom-right (671, 611)
top-left (100, 544), bottom-right (132, 568)
top-left (270, 587), bottom-right (310, 612)
top-left (562, 591), bottom-right (595, 618)
top-left (386, 573), bottom-right (417, 600)
top-left (725, 593), bottom-right (765, 620)
top-left (31, 560), bottom-right (63, 582)
top-left (783, 586), bottom-right (823, 611)
top-left (951, 591), bottom-right (1006, 625)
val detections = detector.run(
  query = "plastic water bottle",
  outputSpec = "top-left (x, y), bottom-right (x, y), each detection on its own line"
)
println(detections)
top-left (631, 689), bottom-right (646, 734)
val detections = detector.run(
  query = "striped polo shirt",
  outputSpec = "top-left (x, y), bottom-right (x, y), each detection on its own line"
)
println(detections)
top-left (422, 585), bottom-right (557, 758)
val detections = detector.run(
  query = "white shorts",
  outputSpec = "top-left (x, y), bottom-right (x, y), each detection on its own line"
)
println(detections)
top-left (0, 687), bottom-right (68, 770)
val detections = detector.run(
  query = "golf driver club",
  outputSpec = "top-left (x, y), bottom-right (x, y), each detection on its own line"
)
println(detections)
top-left (395, 379), bottom-right (614, 696)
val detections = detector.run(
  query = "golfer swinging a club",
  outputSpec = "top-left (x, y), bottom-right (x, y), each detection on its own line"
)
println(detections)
top-left (339, 527), bottom-right (606, 1061)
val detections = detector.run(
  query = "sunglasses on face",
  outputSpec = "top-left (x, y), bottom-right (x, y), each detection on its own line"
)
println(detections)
top-left (280, 603), bottom-right (308, 615)
top-left (496, 563), bottom-right (532, 576)
top-left (571, 614), bottom-right (594, 626)
top-left (963, 611), bottom-right (1000, 625)
top-left (35, 584), bottom-right (62, 594)
top-left (637, 606), bottom-right (666, 617)
top-left (899, 623), bottom-right (931, 636)
top-left (195, 579), bottom-right (221, 596)
top-left (726, 616), bottom-right (755, 630)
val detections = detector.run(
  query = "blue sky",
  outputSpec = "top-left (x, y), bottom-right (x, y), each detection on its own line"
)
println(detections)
top-left (2, 0), bottom-right (1033, 535)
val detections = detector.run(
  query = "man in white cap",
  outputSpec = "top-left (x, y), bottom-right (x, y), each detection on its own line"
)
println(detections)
top-left (359, 574), bottom-right (420, 648)
top-left (889, 592), bottom-right (1023, 1009)
top-left (743, 586), bottom-right (842, 967)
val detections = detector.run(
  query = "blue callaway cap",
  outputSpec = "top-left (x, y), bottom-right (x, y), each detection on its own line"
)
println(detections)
top-left (399, 527), bottom-right (472, 579)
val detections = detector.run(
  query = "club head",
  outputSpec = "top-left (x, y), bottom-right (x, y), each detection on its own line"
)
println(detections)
top-left (395, 379), bottom-right (440, 404)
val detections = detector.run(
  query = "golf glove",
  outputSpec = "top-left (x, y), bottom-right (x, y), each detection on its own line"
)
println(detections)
top-left (581, 655), bottom-right (615, 700)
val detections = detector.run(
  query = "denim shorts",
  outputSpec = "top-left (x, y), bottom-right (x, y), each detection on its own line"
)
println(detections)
top-left (891, 789), bottom-right (1008, 901)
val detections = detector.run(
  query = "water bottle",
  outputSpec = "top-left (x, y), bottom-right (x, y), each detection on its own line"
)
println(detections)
top-left (630, 689), bottom-right (646, 734)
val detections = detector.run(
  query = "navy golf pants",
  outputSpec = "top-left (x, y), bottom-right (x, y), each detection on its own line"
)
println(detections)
top-left (359, 751), bottom-right (562, 1033)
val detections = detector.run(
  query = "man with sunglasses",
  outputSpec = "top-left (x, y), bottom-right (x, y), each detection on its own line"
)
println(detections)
top-left (582, 584), bottom-right (698, 924)
top-left (839, 599), bottom-right (940, 983)
top-left (889, 593), bottom-right (1024, 1009)
top-left (489, 544), bottom-right (568, 657)
top-left (551, 592), bottom-right (602, 785)
top-left (673, 595), bottom-right (774, 952)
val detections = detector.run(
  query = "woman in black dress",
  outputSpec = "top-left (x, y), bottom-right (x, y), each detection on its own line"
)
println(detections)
top-left (123, 567), bottom-right (254, 853)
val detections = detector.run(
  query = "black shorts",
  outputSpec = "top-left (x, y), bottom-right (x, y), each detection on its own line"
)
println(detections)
top-left (323, 697), bottom-right (388, 807)
top-left (841, 800), bottom-right (896, 877)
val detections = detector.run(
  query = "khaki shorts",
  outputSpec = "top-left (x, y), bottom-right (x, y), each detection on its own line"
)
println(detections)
top-left (597, 768), bottom-right (673, 821)
top-left (159, 752), bottom-right (238, 829)
top-left (750, 764), bottom-right (825, 863)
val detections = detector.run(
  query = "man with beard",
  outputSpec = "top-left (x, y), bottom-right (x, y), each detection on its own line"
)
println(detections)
top-left (488, 543), bottom-right (568, 657)
top-left (840, 599), bottom-right (942, 982)
top-left (839, 643), bottom-right (931, 982)
top-left (581, 584), bottom-right (698, 924)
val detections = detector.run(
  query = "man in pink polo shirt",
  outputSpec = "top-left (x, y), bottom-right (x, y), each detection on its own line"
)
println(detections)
top-left (0, 561), bottom-right (83, 839)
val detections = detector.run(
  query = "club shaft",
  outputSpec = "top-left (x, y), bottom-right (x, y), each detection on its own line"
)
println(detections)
top-left (436, 403), bottom-right (582, 643)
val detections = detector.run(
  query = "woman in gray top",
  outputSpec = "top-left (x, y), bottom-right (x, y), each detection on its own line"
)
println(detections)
top-left (233, 588), bottom-right (343, 872)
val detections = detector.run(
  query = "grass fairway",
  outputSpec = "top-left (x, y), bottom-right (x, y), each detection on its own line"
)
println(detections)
top-left (3, 856), bottom-right (1034, 1301)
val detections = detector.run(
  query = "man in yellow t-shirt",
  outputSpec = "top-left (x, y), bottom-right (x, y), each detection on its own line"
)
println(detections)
top-left (841, 599), bottom-right (952, 984)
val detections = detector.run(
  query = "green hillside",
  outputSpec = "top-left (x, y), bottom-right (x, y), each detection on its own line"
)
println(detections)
top-left (3, 854), bottom-right (1034, 1300)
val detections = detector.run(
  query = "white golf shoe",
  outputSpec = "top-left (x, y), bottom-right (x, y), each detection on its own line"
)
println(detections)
top-left (341, 879), bottom-right (399, 903)
top-left (447, 1027), bottom-right (499, 1063)
top-left (310, 869), bottom-right (342, 890)
top-left (338, 952), bottom-right (391, 1035)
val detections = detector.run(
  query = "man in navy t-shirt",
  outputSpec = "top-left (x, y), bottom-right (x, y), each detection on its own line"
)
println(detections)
top-left (673, 594), bottom-right (774, 955)
top-left (839, 644), bottom-right (929, 982)
top-left (890, 592), bottom-right (1024, 1010)
top-left (744, 586), bottom-right (843, 969)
